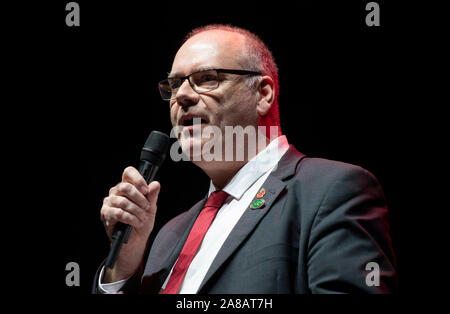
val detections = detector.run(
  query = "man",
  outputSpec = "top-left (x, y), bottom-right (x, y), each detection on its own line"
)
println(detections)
top-left (93, 24), bottom-right (397, 294)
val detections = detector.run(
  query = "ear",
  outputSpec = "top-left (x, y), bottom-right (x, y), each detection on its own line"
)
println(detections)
top-left (256, 75), bottom-right (275, 116)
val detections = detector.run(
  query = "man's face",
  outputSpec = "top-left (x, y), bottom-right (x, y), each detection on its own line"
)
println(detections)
top-left (168, 30), bottom-right (259, 161)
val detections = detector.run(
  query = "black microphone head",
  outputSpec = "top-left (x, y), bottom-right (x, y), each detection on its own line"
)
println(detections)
top-left (140, 131), bottom-right (170, 166)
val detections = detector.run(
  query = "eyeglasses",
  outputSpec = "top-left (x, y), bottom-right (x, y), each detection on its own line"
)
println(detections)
top-left (158, 68), bottom-right (261, 101)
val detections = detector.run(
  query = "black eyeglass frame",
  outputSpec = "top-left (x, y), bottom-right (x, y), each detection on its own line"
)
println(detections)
top-left (158, 68), bottom-right (262, 101)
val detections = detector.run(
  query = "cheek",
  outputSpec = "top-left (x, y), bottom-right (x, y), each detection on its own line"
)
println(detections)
top-left (224, 96), bottom-right (258, 126)
top-left (169, 105), bottom-right (178, 125)
top-left (199, 96), bottom-right (221, 124)
top-left (202, 87), bottom-right (257, 127)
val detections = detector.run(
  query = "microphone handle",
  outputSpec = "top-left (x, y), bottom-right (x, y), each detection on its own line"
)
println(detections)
top-left (105, 161), bottom-right (159, 269)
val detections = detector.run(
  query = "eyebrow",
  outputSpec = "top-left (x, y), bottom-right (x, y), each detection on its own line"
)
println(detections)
top-left (167, 66), bottom-right (217, 79)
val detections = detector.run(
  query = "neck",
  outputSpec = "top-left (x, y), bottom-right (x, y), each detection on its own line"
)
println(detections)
top-left (199, 160), bottom-right (247, 189)
top-left (194, 133), bottom-right (276, 189)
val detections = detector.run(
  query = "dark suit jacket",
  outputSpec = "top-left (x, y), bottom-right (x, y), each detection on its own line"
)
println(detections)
top-left (93, 146), bottom-right (397, 294)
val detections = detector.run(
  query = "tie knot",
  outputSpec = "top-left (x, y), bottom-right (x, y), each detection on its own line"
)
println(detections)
top-left (205, 190), bottom-right (229, 209)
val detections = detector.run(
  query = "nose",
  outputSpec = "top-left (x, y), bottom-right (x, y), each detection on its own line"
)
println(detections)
top-left (175, 79), bottom-right (200, 109)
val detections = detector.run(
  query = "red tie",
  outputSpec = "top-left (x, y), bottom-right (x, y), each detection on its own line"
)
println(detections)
top-left (162, 190), bottom-right (229, 294)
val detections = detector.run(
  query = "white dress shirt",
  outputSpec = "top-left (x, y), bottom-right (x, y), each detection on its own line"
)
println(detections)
top-left (99, 135), bottom-right (289, 293)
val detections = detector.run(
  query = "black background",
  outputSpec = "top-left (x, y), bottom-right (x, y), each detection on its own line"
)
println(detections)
top-left (5, 0), bottom-right (440, 299)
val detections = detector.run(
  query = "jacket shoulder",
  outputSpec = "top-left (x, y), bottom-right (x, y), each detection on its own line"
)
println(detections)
top-left (295, 157), bottom-right (382, 189)
top-left (284, 157), bottom-right (386, 219)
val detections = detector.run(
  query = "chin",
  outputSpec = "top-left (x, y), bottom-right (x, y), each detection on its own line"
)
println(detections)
top-left (180, 137), bottom-right (205, 161)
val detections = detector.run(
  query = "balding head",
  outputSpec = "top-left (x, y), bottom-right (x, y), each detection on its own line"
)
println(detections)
top-left (171, 29), bottom-right (248, 78)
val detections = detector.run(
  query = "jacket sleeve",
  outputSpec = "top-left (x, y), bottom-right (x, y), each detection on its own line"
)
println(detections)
top-left (306, 165), bottom-right (398, 293)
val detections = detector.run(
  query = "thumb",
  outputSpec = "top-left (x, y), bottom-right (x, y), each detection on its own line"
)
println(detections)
top-left (146, 181), bottom-right (161, 209)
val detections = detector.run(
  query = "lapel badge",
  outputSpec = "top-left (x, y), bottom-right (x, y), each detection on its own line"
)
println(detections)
top-left (250, 199), bottom-right (265, 209)
top-left (257, 187), bottom-right (266, 199)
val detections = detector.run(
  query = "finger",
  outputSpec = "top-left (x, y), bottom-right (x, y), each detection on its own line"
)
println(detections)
top-left (101, 205), bottom-right (117, 239)
top-left (104, 195), bottom-right (146, 223)
top-left (145, 181), bottom-right (161, 212)
top-left (110, 182), bottom-right (150, 211)
top-left (122, 166), bottom-right (148, 195)
top-left (103, 218), bottom-right (114, 240)
top-left (102, 205), bottom-right (143, 230)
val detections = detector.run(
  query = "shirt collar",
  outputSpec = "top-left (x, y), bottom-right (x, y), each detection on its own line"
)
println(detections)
top-left (208, 135), bottom-right (289, 200)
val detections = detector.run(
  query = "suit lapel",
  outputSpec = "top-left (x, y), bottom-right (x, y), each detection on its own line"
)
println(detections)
top-left (198, 146), bottom-right (306, 292)
top-left (198, 174), bottom-right (287, 292)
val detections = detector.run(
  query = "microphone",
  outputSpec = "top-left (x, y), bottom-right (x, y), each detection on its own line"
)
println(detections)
top-left (105, 131), bottom-right (170, 269)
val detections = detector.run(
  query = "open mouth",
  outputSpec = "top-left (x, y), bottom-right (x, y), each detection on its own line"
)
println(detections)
top-left (181, 117), bottom-right (208, 126)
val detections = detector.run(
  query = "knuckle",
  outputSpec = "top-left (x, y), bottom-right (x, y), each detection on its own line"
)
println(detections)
top-left (103, 196), bottom-right (110, 205)
top-left (103, 206), bottom-right (113, 217)
top-left (118, 196), bottom-right (128, 208)
top-left (118, 182), bottom-right (132, 194)
top-left (111, 195), bottom-right (127, 209)
top-left (141, 201), bottom-right (150, 211)
top-left (106, 195), bottom-right (115, 205)
top-left (123, 166), bottom-right (135, 178)
top-left (100, 205), bottom-right (110, 218)
top-left (114, 208), bottom-right (125, 221)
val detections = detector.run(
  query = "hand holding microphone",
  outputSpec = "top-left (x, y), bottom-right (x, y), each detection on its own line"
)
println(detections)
top-left (100, 131), bottom-right (169, 282)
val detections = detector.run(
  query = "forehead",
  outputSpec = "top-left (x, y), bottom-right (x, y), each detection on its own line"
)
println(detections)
top-left (170, 30), bottom-right (247, 77)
